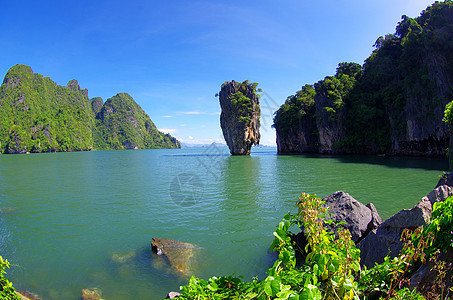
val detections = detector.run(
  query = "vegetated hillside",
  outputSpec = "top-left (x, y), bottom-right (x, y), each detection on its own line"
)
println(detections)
top-left (273, 1), bottom-right (453, 157)
top-left (94, 93), bottom-right (180, 150)
top-left (0, 65), bottom-right (180, 153)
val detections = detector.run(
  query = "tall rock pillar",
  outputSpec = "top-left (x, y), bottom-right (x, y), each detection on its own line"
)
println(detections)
top-left (219, 80), bottom-right (260, 155)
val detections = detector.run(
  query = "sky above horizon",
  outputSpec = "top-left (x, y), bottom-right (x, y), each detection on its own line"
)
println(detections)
top-left (0, 0), bottom-right (438, 146)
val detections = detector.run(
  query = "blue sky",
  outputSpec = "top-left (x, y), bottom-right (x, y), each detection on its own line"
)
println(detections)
top-left (0, 0), bottom-right (437, 146)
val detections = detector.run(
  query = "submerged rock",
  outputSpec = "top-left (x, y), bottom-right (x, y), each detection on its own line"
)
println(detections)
top-left (81, 288), bottom-right (103, 300)
top-left (219, 80), bottom-right (260, 155)
top-left (16, 291), bottom-right (40, 300)
top-left (111, 250), bottom-right (136, 264)
top-left (151, 237), bottom-right (199, 275)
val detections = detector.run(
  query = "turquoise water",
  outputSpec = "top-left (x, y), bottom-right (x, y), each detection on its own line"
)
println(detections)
top-left (0, 147), bottom-right (447, 299)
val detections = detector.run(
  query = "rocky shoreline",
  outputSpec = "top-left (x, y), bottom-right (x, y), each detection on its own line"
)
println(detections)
top-left (289, 174), bottom-right (453, 295)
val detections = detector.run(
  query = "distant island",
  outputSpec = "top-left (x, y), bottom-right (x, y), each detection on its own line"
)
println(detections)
top-left (0, 65), bottom-right (180, 154)
top-left (273, 1), bottom-right (453, 157)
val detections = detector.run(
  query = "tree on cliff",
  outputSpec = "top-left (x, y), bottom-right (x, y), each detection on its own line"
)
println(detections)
top-left (273, 0), bottom-right (453, 157)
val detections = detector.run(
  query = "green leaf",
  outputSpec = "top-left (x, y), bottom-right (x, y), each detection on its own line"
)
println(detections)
top-left (265, 277), bottom-right (282, 297)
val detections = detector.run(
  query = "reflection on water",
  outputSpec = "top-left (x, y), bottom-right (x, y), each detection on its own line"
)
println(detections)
top-left (0, 148), bottom-right (447, 299)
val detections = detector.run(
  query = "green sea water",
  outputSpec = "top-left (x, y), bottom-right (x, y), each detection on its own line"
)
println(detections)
top-left (0, 147), bottom-right (447, 299)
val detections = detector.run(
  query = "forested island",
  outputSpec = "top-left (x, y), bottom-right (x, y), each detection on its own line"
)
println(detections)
top-left (273, 1), bottom-right (453, 157)
top-left (0, 64), bottom-right (180, 154)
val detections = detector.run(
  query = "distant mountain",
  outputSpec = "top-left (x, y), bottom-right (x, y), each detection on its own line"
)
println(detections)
top-left (0, 64), bottom-right (180, 153)
top-left (94, 93), bottom-right (180, 150)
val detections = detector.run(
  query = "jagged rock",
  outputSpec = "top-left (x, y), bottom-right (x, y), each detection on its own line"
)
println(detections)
top-left (291, 191), bottom-right (381, 264)
top-left (16, 291), bottom-right (40, 300)
top-left (313, 87), bottom-right (344, 154)
top-left (67, 79), bottom-right (88, 97)
top-left (219, 80), bottom-right (260, 155)
top-left (166, 291), bottom-right (181, 299)
top-left (82, 288), bottom-right (103, 300)
top-left (151, 237), bottom-right (199, 274)
top-left (323, 191), bottom-right (382, 243)
top-left (410, 246), bottom-right (453, 298)
top-left (91, 97), bottom-right (104, 116)
top-left (359, 185), bottom-right (453, 268)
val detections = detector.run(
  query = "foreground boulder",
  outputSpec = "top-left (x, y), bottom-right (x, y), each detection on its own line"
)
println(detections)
top-left (151, 237), bottom-right (199, 275)
top-left (359, 185), bottom-right (453, 268)
top-left (219, 80), bottom-right (260, 155)
top-left (292, 191), bottom-right (381, 263)
top-left (322, 191), bottom-right (382, 243)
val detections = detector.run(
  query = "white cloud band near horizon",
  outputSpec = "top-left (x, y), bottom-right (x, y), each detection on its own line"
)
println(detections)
top-left (177, 111), bottom-right (220, 115)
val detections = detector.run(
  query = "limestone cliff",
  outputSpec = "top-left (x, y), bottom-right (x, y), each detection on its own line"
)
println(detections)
top-left (219, 80), bottom-right (260, 155)
top-left (273, 2), bottom-right (453, 157)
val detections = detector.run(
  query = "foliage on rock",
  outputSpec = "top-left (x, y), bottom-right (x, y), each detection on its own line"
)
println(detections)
top-left (94, 93), bottom-right (179, 150)
top-left (0, 65), bottom-right (180, 153)
top-left (274, 1), bottom-right (453, 156)
top-left (177, 192), bottom-right (453, 299)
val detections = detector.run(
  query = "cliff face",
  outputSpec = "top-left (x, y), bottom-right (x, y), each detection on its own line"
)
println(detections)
top-left (274, 2), bottom-right (453, 157)
top-left (0, 64), bottom-right (180, 153)
top-left (219, 80), bottom-right (260, 155)
top-left (313, 85), bottom-right (345, 154)
top-left (0, 65), bottom-right (94, 153)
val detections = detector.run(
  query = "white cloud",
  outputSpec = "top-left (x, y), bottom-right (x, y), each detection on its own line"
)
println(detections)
top-left (162, 115), bottom-right (173, 118)
top-left (179, 111), bottom-right (202, 115)
top-left (188, 136), bottom-right (194, 140)
top-left (177, 111), bottom-right (220, 115)
top-left (159, 128), bottom-right (177, 134)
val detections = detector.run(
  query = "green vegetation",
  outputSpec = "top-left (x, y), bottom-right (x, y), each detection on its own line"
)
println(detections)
top-left (272, 85), bottom-right (316, 136)
top-left (0, 65), bottom-right (180, 153)
top-left (177, 193), bottom-right (453, 299)
top-left (273, 1), bottom-right (453, 155)
top-left (0, 256), bottom-right (20, 300)
top-left (229, 80), bottom-right (260, 124)
top-left (94, 93), bottom-right (179, 150)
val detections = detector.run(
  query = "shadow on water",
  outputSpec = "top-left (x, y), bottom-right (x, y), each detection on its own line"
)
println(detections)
top-left (278, 153), bottom-right (448, 171)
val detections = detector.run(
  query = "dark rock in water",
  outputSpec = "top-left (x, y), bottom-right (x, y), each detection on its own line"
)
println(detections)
top-left (219, 80), bottom-right (260, 155)
top-left (151, 237), bottom-right (199, 274)
top-left (166, 291), bottom-right (181, 299)
top-left (322, 191), bottom-right (382, 243)
top-left (359, 185), bottom-right (453, 269)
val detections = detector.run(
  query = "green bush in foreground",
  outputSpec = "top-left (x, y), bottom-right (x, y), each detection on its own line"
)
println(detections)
top-left (177, 193), bottom-right (453, 299)
top-left (0, 256), bottom-right (20, 300)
